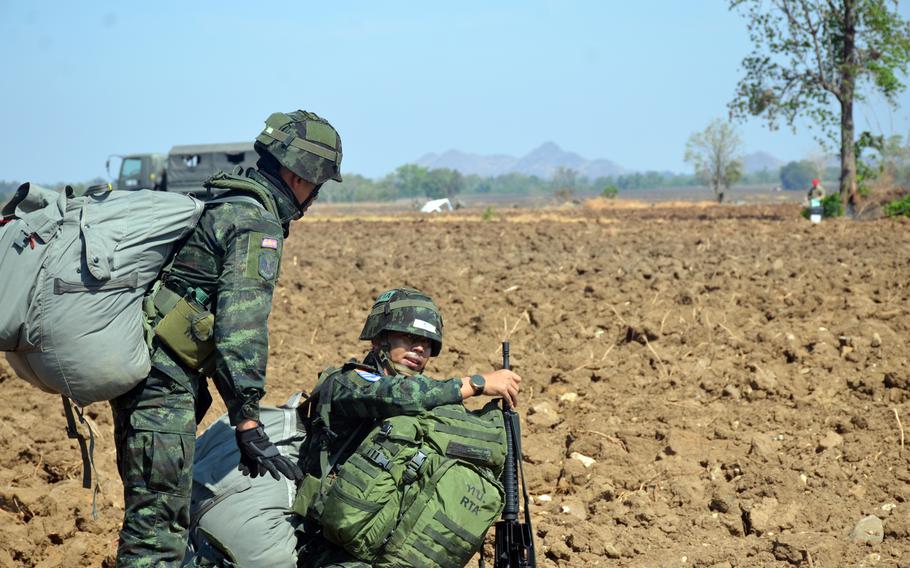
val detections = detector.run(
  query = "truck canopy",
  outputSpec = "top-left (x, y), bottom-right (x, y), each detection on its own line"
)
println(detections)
top-left (167, 142), bottom-right (257, 192)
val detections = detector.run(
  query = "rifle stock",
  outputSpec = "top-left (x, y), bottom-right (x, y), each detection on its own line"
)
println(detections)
top-left (490, 341), bottom-right (536, 568)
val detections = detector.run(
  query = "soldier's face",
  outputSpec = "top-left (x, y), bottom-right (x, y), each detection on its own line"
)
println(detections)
top-left (385, 331), bottom-right (432, 373)
top-left (291, 178), bottom-right (318, 206)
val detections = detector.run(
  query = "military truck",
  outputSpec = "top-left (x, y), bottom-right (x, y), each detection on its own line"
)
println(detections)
top-left (109, 142), bottom-right (257, 195)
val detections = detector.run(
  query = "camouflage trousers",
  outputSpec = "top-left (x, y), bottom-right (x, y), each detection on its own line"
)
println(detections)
top-left (111, 351), bottom-right (198, 568)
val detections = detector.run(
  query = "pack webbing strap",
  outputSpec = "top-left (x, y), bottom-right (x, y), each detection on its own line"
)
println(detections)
top-left (202, 174), bottom-right (280, 221)
top-left (433, 510), bottom-right (478, 546)
top-left (61, 395), bottom-right (91, 488)
top-left (304, 371), bottom-right (377, 519)
top-left (434, 423), bottom-right (502, 443)
top-left (153, 285), bottom-right (183, 317)
top-left (412, 539), bottom-right (450, 567)
top-left (260, 127), bottom-right (340, 163)
top-left (205, 195), bottom-right (265, 211)
top-left (61, 396), bottom-right (100, 519)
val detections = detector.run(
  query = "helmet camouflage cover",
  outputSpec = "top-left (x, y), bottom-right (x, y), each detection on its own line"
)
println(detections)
top-left (359, 287), bottom-right (444, 356)
top-left (255, 110), bottom-right (343, 185)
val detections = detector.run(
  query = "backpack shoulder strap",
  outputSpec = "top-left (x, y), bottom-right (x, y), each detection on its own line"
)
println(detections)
top-left (203, 170), bottom-right (280, 220)
top-left (204, 195), bottom-right (266, 211)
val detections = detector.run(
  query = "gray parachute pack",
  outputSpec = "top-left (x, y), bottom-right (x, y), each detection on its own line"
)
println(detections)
top-left (0, 182), bottom-right (204, 406)
top-left (185, 393), bottom-right (306, 568)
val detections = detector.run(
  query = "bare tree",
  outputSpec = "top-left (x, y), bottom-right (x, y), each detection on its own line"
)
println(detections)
top-left (684, 119), bottom-right (744, 203)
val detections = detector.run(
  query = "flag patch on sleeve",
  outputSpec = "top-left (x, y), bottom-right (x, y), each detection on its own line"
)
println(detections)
top-left (261, 237), bottom-right (279, 249)
top-left (354, 369), bottom-right (382, 382)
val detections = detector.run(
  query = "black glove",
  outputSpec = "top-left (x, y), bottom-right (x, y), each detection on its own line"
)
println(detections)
top-left (236, 424), bottom-right (303, 481)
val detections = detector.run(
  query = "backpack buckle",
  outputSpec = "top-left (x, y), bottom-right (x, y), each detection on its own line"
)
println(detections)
top-left (403, 451), bottom-right (427, 484)
top-left (364, 448), bottom-right (391, 470)
top-left (376, 422), bottom-right (393, 440)
top-left (318, 426), bottom-right (338, 449)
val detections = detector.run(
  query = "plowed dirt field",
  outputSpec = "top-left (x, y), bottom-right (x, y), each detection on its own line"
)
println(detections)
top-left (2, 201), bottom-right (909, 567)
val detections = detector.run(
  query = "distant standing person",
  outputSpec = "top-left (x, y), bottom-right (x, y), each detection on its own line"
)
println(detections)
top-left (111, 110), bottom-right (342, 567)
top-left (807, 178), bottom-right (825, 223)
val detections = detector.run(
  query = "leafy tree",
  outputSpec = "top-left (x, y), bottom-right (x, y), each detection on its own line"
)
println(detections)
top-left (424, 168), bottom-right (464, 199)
top-left (729, 0), bottom-right (910, 209)
top-left (684, 118), bottom-right (744, 203)
top-left (779, 160), bottom-right (819, 189)
top-left (391, 164), bottom-right (430, 198)
top-left (601, 184), bottom-right (619, 199)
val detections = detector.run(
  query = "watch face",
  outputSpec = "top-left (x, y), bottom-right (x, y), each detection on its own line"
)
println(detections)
top-left (471, 375), bottom-right (485, 392)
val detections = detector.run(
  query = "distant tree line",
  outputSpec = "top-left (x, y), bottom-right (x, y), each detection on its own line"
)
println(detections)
top-left (318, 162), bottom-right (829, 204)
top-left (7, 139), bottom-right (910, 206)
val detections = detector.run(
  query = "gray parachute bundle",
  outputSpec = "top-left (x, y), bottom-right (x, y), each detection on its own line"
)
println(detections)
top-left (0, 182), bottom-right (204, 406)
top-left (186, 394), bottom-right (306, 568)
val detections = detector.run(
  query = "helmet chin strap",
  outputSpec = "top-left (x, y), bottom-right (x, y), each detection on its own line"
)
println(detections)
top-left (375, 341), bottom-right (417, 377)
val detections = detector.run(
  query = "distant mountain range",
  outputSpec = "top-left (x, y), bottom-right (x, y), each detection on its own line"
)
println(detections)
top-left (741, 151), bottom-right (784, 174)
top-left (415, 142), bottom-right (626, 179)
top-left (414, 143), bottom-right (787, 179)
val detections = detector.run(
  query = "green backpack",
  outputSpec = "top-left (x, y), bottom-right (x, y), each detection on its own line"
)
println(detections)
top-left (295, 370), bottom-right (506, 568)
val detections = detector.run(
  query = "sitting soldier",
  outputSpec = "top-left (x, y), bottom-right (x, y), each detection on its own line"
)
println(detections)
top-left (186, 287), bottom-right (522, 568)
top-left (295, 286), bottom-right (522, 568)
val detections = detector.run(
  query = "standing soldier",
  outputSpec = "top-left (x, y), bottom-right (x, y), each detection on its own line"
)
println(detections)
top-left (111, 110), bottom-right (342, 567)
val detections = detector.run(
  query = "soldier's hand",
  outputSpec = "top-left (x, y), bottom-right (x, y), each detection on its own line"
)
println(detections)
top-left (236, 424), bottom-right (303, 482)
top-left (480, 369), bottom-right (522, 408)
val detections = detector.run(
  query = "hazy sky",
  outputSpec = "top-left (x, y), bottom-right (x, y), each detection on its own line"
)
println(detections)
top-left (2, 1), bottom-right (910, 183)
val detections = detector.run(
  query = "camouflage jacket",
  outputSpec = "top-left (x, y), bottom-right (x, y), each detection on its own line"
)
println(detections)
top-left (301, 354), bottom-right (463, 474)
top-left (155, 168), bottom-right (299, 425)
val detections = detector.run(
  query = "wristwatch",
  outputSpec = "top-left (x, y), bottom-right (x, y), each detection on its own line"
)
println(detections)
top-left (469, 374), bottom-right (486, 395)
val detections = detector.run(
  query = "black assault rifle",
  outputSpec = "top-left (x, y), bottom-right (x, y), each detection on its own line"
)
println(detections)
top-left (485, 341), bottom-right (536, 568)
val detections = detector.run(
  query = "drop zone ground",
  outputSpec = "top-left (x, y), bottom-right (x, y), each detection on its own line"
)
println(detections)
top-left (1, 200), bottom-right (908, 567)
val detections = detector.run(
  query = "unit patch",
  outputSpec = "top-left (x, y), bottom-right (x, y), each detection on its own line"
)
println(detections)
top-left (259, 250), bottom-right (279, 280)
top-left (412, 319), bottom-right (437, 334)
top-left (261, 237), bottom-right (279, 250)
top-left (354, 369), bottom-right (382, 382)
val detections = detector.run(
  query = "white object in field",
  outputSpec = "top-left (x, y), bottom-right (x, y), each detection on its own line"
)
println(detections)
top-left (809, 198), bottom-right (822, 224)
top-left (420, 198), bottom-right (453, 213)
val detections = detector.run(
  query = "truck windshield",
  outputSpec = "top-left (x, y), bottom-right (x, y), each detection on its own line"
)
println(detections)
top-left (121, 158), bottom-right (143, 178)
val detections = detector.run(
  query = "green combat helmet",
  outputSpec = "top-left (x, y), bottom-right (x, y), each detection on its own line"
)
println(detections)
top-left (255, 110), bottom-right (343, 185)
top-left (359, 287), bottom-right (444, 356)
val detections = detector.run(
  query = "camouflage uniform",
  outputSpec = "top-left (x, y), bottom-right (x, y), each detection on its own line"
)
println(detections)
top-left (111, 111), bottom-right (342, 567)
top-left (299, 355), bottom-right (465, 568)
top-left (298, 288), bottom-right (459, 567)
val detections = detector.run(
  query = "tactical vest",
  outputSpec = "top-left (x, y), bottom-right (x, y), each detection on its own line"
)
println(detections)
top-left (295, 367), bottom-right (506, 568)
